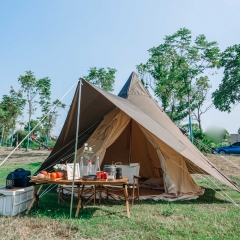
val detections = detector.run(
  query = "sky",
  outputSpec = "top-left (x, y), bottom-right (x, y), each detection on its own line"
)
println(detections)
top-left (0, 0), bottom-right (240, 135)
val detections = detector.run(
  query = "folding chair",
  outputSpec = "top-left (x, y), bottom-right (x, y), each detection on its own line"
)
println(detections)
top-left (105, 163), bottom-right (141, 205)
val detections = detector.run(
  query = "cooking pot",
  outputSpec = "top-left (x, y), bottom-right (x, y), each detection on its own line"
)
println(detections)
top-left (103, 165), bottom-right (116, 174)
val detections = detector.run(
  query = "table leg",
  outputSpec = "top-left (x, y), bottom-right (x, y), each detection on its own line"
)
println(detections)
top-left (36, 184), bottom-right (43, 207)
top-left (26, 184), bottom-right (43, 214)
top-left (94, 185), bottom-right (96, 205)
top-left (99, 186), bottom-right (102, 204)
top-left (75, 184), bottom-right (84, 217)
top-left (132, 185), bottom-right (135, 206)
top-left (123, 184), bottom-right (130, 218)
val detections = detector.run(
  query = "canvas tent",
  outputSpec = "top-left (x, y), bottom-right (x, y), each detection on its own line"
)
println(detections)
top-left (37, 72), bottom-right (240, 200)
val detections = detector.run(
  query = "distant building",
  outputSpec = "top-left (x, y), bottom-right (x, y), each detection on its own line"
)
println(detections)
top-left (230, 134), bottom-right (240, 144)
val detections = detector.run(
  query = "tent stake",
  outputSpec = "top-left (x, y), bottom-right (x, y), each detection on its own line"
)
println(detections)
top-left (70, 79), bottom-right (82, 218)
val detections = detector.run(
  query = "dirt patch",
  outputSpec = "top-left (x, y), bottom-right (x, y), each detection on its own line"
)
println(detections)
top-left (204, 153), bottom-right (240, 177)
top-left (0, 147), bottom-right (239, 176)
top-left (0, 147), bottom-right (50, 164)
top-left (0, 216), bottom-right (82, 240)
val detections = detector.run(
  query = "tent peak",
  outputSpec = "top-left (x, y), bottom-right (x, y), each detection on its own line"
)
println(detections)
top-left (118, 72), bottom-right (149, 99)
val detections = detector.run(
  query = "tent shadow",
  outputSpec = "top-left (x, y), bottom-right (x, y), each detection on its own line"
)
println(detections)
top-left (25, 202), bottom-right (130, 220)
top-left (23, 187), bottom-right (234, 220)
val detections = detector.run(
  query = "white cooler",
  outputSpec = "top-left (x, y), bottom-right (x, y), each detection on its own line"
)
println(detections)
top-left (0, 186), bottom-right (34, 216)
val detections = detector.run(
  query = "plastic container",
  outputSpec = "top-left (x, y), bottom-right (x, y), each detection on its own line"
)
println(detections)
top-left (0, 186), bottom-right (34, 216)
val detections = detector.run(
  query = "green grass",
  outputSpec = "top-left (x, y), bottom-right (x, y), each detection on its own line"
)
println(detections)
top-left (0, 162), bottom-right (240, 240)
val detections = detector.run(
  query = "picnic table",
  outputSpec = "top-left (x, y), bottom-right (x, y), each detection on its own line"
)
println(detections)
top-left (26, 176), bottom-right (130, 218)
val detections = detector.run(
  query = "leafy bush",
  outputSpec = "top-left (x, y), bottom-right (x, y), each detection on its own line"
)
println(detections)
top-left (180, 124), bottom-right (231, 153)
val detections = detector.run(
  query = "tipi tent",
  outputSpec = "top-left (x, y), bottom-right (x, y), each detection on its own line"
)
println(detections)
top-left (37, 72), bottom-right (239, 200)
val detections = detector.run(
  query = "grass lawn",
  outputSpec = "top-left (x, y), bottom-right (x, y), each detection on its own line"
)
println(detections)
top-left (0, 151), bottom-right (240, 239)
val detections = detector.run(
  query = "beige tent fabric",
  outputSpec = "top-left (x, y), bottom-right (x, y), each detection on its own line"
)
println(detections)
top-left (76, 108), bottom-right (131, 164)
top-left (76, 107), bottom-right (203, 198)
top-left (138, 124), bottom-right (204, 197)
top-left (87, 76), bottom-right (239, 192)
top-left (102, 124), bottom-right (130, 166)
top-left (103, 119), bottom-right (160, 178)
top-left (38, 74), bottom-right (239, 199)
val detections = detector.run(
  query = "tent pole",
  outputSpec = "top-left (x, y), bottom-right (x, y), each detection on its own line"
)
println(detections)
top-left (70, 79), bottom-right (82, 218)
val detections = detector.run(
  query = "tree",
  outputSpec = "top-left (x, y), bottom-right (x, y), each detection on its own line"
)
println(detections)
top-left (137, 28), bottom-right (220, 140)
top-left (238, 128), bottom-right (240, 134)
top-left (137, 44), bottom-right (192, 122)
top-left (212, 44), bottom-right (240, 112)
top-left (18, 71), bottom-right (51, 150)
top-left (84, 67), bottom-right (117, 92)
top-left (0, 101), bottom-right (7, 146)
top-left (14, 130), bottom-right (28, 148)
top-left (40, 99), bottom-right (66, 147)
top-left (0, 87), bottom-right (26, 146)
top-left (191, 76), bottom-right (212, 132)
top-left (24, 119), bottom-right (42, 136)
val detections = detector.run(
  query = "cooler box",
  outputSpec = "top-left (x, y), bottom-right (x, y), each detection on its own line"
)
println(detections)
top-left (0, 186), bottom-right (34, 216)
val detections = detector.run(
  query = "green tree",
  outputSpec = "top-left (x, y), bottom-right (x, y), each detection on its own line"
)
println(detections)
top-left (14, 130), bottom-right (28, 148)
top-left (137, 28), bottom-right (220, 141)
top-left (0, 87), bottom-right (26, 146)
top-left (181, 123), bottom-right (213, 153)
top-left (84, 67), bottom-right (117, 92)
top-left (0, 101), bottom-right (7, 146)
top-left (24, 119), bottom-right (42, 136)
top-left (137, 44), bottom-right (187, 121)
top-left (18, 71), bottom-right (51, 150)
top-left (191, 76), bottom-right (212, 132)
top-left (40, 99), bottom-right (66, 147)
top-left (238, 128), bottom-right (240, 134)
top-left (212, 44), bottom-right (240, 112)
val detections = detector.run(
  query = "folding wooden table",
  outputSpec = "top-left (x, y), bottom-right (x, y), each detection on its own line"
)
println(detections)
top-left (26, 177), bottom-right (130, 218)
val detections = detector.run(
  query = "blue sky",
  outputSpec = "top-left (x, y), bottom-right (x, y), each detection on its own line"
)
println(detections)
top-left (0, 0), bottom-right (240, 135)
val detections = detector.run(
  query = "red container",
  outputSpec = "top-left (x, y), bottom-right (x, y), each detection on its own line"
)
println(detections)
top-left (101, 172), bottom-right (107, 179)
top-left (96, 171), bottom-right (104, 179)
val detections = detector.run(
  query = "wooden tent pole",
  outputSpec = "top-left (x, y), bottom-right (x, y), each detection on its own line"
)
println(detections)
top-left (70, 79), bottom-right (82, 218)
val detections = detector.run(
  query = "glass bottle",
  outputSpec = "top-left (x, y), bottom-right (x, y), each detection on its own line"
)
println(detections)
top-left (95, 157), bottom-right (100, 173)
top-left (80, 157), bottom-right (84, 177)
top-left (87, 159), bottom-right (93, 175)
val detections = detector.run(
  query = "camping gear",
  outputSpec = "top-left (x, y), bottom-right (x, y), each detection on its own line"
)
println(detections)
top-left (8, 168), bottom-right (31, 188)
top-left (37, 72), bottom-right (240, 201)
top-left (106, 172), bottom-right (115, 181)
top-left (101, 172), bottom-right (107, 179)
top-left (104, 165), bottom-right (116, 181)
top-left (81, 174), bottom-right (96, 180)
top-left (87, 174), bottom-right (97, 180)
top-left (6, 173), bottom-right (15, 189)
top-left (116, 167), bottom-right (122, 179)
top-left (0, 186), bottom-right (34, 216)
top-left (107, 163), bottom-right (140, 205)
top-left (29, 177), bottom-right (130, 218)
top-left (103, 165), bottom-right (116, 174)
top-left (96, 171), bottom-right (104, 180)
